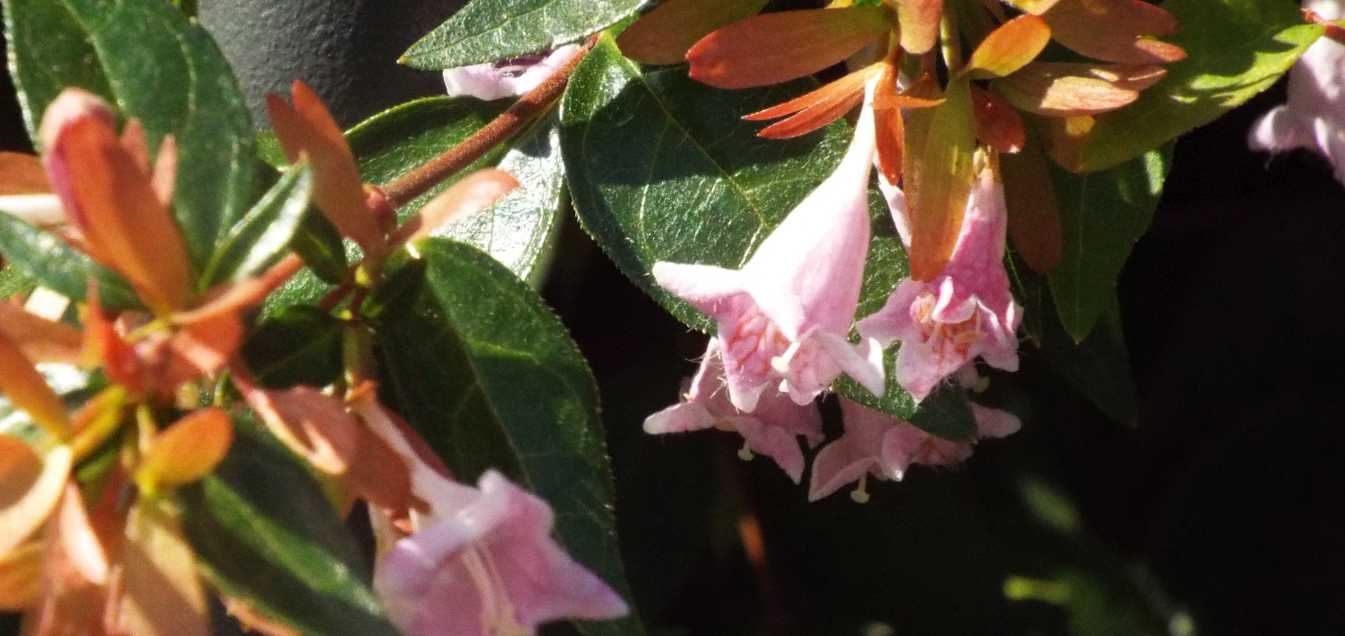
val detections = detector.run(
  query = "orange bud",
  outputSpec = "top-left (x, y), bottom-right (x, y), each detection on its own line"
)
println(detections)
top-left (1002, 137), bottom-right (1063, 272)
top-left (687, 7), bottom-right (890, 89)
top-left (0, 437), bottom-right (72, 557)
top-left (619, 0), bottom-right (769, 65)
top-left (0, 331), bottom-right (70, 435)
top-left (894, 0), bottom-right (943, 54)
top-left (48, 112), bottom-right (193, 313)
top-left (972, 87), bottom-right (1026, 153)
top-left (134, 408), bottom-right (233, 495)
top-left (1043, 0), bottom-right (1186, 64)
top-left (393, 169), bottom-right (519, 246)
top-left (267, 82), bottom-right (384, 254)
top-left (964, 15), bottom-right (1052, 80)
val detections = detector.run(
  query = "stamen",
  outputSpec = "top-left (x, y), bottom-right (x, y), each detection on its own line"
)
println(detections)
top-left (737, 441), bottom-right (755, 462)
top-left (850, 474), bottom-right (871, 504)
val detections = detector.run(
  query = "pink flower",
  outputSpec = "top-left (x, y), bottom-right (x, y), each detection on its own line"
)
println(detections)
top-left (1249, 0), bottom-right (1345, 183)
top-left (808, 396), bottom-right (1020, 503)
top-left (357, 400), bottom-right (627, 636)
top-left (651, 81), bottom-right (886, 411)
top-left (443, 45), bottom-right (582, 101)
top-left (857, 160), bottom-right (1021, 401)
top-left (644, 339), bottom-right (824, 483)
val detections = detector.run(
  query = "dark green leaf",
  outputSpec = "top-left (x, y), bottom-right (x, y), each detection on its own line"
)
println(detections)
top-left (201, 162), bottom-right (313, 287)
top-left (0, 266), bottom-right (37, 298)
top-left (180, 418), bottom-right (398, 636)
top-left (0, 213), bottom-right (138, 310)
top-left (401, 0), bottom-right (645, 69)
top-left (561, 35), bottom-right (973, 435)
top-left (289, 213), bottom-right (349, 286)
top-left (5, 0), bottom-right (259, 269)
top-left (240, 306), bottom-right (344, 388)
top-left (375, 239), bottom-right (643, 636)
top-left (1074, 0), bottom-right (1322, 172)
top-left (1048, 145), bottom-right (1171, 342)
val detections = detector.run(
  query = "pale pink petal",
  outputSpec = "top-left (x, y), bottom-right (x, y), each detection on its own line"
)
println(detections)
top-left (892, 331), bottom-right (963, 400)
top-left (877, 173), bottom-right (911, 247)
top-left (729, 416), bottom-right (807, 483)
top-left (815, 331), bottom-right (886, 398)
top-left (807, 437), bottom-right (875, 502)
top-left (443, 45), bottom-right (582, 101)
top-left (642, 401), bottom-right (715, 434)
top-left (1249, 105), bottom-right (1312, 153)
top-left (856, 279), bottom-right (924, 348)
top-left (749, 384), bottom-right (825, 446)
top-left (0, 193), bottom-right (65, 225)
top-left (970, 402), bottom-right (1021, 439)
top-left (650, 262), bottom-right (749, 318)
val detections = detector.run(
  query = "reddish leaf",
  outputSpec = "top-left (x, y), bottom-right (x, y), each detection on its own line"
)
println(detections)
top-left (54, 117), bottom-right (193, 313)
top-left (904, 79), bottom-right (978, 280)
top-left (1040, 113), bottom-right (1095, 172)
top-left (0, 152), bottom-right (49, 195)
top-left (0, 438), bottom-right (71, 557)
top-left (1001, 137), bottom-right (1063, 272)
top-left (895, 0), bottom-right (943, 54)
top-left (995, 63), bottom-right (1165, 116)
top-left (0, 301), bottom-right (83, 365)
top-left (619, 0), bottom-right (769, 65)
top-left (267, 82), bottom-right (383, 253)
top-left (110, 502), bottom-right (209, 636)
top-left (1044, 0), bottom-right (1186, 64)
top-left (135, 408), bottom-right (233, 495)
top-left (964, 15), bottom-right (1052, 79)
top-left (750, 71), bottom-right (870, 139)
top-left (972, 87), bottom-right (1026, 153)
top-left (874, 64), bottom-right (906, 184)
top-left (0, 332), bottom-right (70, 435)
top-left (687, 7), bottom-right (890, 89)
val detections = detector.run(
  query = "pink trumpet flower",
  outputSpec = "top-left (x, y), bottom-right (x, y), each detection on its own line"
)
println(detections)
top-left (858, 160), bottom-right (1021, 401)
top-left (1248, 0), bottom-right (1345, 184)
top-left (808, 396), bottom-right (1020, 503)
top-left (443, 45), bottom-right (583, 101)
top-left (651, 80), bottom-right (886, 411)
top-left (644, 339), bottom-right (824, 483)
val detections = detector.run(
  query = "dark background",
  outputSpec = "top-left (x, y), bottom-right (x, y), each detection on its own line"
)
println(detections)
top-left (2, 3), bottom-right (1343, 634)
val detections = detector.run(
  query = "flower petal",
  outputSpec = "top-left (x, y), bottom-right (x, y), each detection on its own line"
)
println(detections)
top-left (730, 416), bottom-right (807, 483)
top-left (443, 45), bottom-right (583, 101)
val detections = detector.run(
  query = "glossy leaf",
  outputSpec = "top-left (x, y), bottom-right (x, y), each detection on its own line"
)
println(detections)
top-left (241, 306), bottom-right (344, 389)
top-left (561, 35), bottom-right (974, 435)
top-left (201, 162), bottom-right (313, 287)
top-left (1066, 0), bottom-right (1322, 172)
top-left (686, 7), bottom-right (890, 89)
top-left (964, 15), bottom-right (1051, 80)
top-left (6, 0), bottom-right (259, 267)
top-left (401, 0), bottom-right (645, 69)
top-left (374, 239), bottom-right (643, 636)
top-left (0, 215), bottom-right (137, 309)
top-left (1048, 145), bottom-right (1171, 341)
top-left (179, 418), bottom-right (398, 636)
top-left (1042, 0), bottom-right (1183, 65)
top-left (618, 0), bottom-right (768, 65)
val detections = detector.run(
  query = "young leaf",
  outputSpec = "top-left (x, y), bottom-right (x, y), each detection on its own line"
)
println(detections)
top-left (1067, 0), bottom-right (1323, 172)
top-left (1048, 144), bottom-right (1171, 341)
top-left (562, 35), bottom-right (974, 436)
top-left (5, 0), bottom-right (259, 267)
top-left (400, 0), bottom-right (645, 70)
top-left (200, 162), bottom-right (313, 287)
top-left (0, 215), bottom-right (138, 309)
top-left (686, 7), bottom-right (889, 89)
top-left (1042, 0), bottom-right (1184, 65)
top-left (179, 418), bottom-right (399, 636)
top-left (993, 63), bottom-right (1166, 117)
top-left (618, 0), bottom-right (769, 66)
top-left (963, 14), bottom-right (1051, 80)
top-left (374, 239), bottom-right (644, 636)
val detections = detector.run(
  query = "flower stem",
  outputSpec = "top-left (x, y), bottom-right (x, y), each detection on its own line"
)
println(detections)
top-left (380, 34), bottom-right (599, 209)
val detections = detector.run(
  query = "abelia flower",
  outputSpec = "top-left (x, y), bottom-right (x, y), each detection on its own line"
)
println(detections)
top-left (643, 339), bottom-right (823, 483)
top-left (651, 81), bottom-right (885, 411)
top-left (443, 45), bottom-right (582, 102)
top-left (808, 396), bottom-right (1020, 503)
top-left (858, 159), bottom-right (1021, 401)
top-left (1249, 0), bottom-right (1345, 184)
top-left (354, 398), bottom-right (628, 636)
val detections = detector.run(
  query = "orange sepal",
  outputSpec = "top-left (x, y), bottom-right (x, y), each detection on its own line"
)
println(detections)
top-left (873, 64), bottom-right (906, 184)
top-left (267, 82), bottom-right (383, 253)
top-left (134, 408), bottom-right (233, 495)
top-left (686, 7), bottom-right (890, 89)
top-left (58, 117), bottom-right (193, 313)
top-left (1002, 137), bottom-right (1063, 272)
top-left (0, 152), bottom-right (49, 195)
top-left (1043, 0), bottom-right (1186, 64)
top-left (745, 70), bottom-right (872, 139)
top-left (0, 438), bottom-right (72, 557)
top-left (393, 169), bottom-right (519, 245)
top-left (0, 331), bottom-right (70, 435)
top-left (894, 0), bottom-right (943, 54)
top-left (972, 87), bottom-right (1026, 154)
top-left (619, 0), bottom-right (769, 65)
top-left (963, 14), bottom-right (1052, 79)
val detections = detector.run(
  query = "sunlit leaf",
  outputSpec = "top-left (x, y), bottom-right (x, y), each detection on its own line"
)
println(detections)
top-left (964, 14), bottom-right (1051, 80)
top-left (619, 0), bottom-right (768, 65)
top-left (201, 162), bottom-right (313, 287)
top-left (686, 7), bottom-right (889, 89)
top-left (135, 408), bottom-right (233, 495)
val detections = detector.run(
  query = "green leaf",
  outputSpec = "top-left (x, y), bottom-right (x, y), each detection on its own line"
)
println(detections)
top-left (401, 0), bottom-right (645, 69)
top-left (0, 267), bottom-right (37, 299)
top-left (1048, 145), bottom-right (1171, 342)
top-left (201, 162), bottom-right (313, 287)
top-left (240, 306), bottom-right (344, 389)
top-left (1073, 0), bottom-right (1322, 172)
top-left (561, 35), bottom-right (974, 436)
top-left (5, 0), bottom-right (260, 269)
top-left (289, 213), bottom-right (350, 286)
top-left (0, 213), bottom-right (138, 310)
top-left (374, 239), bottom-right (643, 636)
top-left (180, 418), bottom-right (398, 636)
